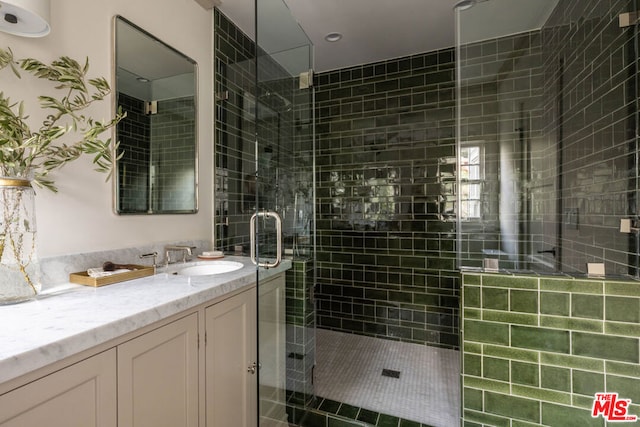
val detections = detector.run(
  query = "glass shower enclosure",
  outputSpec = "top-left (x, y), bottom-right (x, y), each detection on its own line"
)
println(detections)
top-left (213, 0), bottom-right (316, 424)
top-left (456, 0), bottom-right (640, 277)
top-left (255, 0), bottom-right (315, 424)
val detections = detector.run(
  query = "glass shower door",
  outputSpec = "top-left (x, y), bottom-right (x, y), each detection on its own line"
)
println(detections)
top-left (254, 0), bottom-right (315, 424)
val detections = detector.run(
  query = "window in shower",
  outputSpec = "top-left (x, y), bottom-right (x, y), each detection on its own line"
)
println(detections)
top-left (460, 144), bottom-right (483, 220)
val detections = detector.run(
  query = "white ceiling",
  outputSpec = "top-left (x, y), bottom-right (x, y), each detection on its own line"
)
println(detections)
top-left (218, 0), bottom-right (560, 73)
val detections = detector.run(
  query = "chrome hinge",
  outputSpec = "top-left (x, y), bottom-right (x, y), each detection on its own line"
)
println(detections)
top-left (215, 90), bottom-right (229, 101)
top-left (619, 11), bottom-right (640, 27)
top-left (299, 69), bottom-right (314, 89)
top-left (144, 100), bottom-right (158, 115)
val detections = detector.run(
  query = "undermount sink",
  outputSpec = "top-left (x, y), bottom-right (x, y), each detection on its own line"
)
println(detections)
top-left (177, 261), bottom-right (244, 276)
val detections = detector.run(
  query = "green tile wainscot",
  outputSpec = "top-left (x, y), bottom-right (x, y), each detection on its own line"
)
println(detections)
top-left (462, 272), bottom-right (640, 427)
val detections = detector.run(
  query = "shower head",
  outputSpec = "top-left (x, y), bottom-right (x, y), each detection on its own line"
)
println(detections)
top-left (259, 91), bottom-right (293, 112)
top-left (453, 0), bottom-right (475, 10)
top-left (453, 0), bottom-right (489, 11)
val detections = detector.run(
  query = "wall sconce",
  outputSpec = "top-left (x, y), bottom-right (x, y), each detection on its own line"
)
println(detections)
top-left (0, 0), bottom-right (50, 37)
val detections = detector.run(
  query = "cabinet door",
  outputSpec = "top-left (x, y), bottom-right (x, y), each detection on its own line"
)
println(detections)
top-left (118, 313), bottom-right (199, 427)
top-left (205, 286), bottom-right (257, 427)
top-left (0, 349), bottom-right (117, 427)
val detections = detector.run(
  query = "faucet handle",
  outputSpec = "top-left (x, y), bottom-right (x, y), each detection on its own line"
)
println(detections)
top-left (164, 245), bottom-right (196, 264)
top-left (140, 251), bottom-right (158, 267)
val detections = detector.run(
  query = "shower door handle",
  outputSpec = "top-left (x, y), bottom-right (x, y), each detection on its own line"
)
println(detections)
top-left (250, 211), bottom-right (282, 268)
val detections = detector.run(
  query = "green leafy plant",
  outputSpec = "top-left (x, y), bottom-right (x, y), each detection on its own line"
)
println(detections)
top-left (0, 47), bottom-right (124, 192)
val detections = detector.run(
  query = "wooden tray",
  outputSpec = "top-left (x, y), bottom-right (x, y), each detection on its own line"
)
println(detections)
top-left (70, 265), bottom-right (155, 287)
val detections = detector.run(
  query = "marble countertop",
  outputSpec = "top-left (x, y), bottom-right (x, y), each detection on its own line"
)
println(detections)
top-left (0, 256), bottom-right (291, 385)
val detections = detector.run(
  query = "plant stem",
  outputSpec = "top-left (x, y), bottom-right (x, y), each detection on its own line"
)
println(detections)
top-left (1, 184), bottom-right (37, 296)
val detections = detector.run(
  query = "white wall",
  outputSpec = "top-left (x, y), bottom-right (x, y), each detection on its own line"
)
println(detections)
top-left (0, 0), bottom-right (214, 257)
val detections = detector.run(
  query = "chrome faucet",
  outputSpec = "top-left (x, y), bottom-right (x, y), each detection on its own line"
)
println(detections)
top-left (140, 251), bottom-right (158, 268)
top-left (164, 245), bottom-right (196, 266)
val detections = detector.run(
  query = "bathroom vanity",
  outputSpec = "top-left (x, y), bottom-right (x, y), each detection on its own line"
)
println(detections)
top-left (0, 256), bottom-right (290, 427)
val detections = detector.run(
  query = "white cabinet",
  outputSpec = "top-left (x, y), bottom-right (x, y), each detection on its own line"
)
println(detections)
top-left (0, 273), bottom-right (286, 427)
top-left (205, 286), bottom-right (257, 427)
top-left (118, 313), bottom-right (199, 427)
top-left (0, 314), bottom-right (199, 427)
top-left (204, 274), bottom-right (287, 427)
top-left (0, 349), bottom-right (117, 427)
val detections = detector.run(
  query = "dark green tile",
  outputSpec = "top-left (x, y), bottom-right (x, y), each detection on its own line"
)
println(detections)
top-left (464, 387), bottom-right (483, 411)
top-left (319, 398), bottom-right (342, 414)
top-left (606, 374), bottom-right (640, 403)
top-left (605, 296), bottom-right (640, 323)
top-left (511, 384), bottom-right (571, 405)
top-left (464, 320), bottom-right (510, 345)
top-left (606, 360), bottom-right (640, 378)
top-left (376, 413), bottom-right (400, 427)
top-left (540, 353), bottom-right (604, 372)
top-left (482, 274), bottom-right (538, 289)
top-left (605, 321), bottom-right (640, 337)
top-left (512, 361), bottom-right (539, 387)
top-left (540, 278), bottom-right (602, 294)
top-left (540, 316), bottom-right (603, 333)
top-left (511, 325), bottom-right (570, 353)
top-left (356, 408), bottom-right (379, 424)
top-left (512, 421), bottom-right (544, 427)
top-left (400, 256), bottom-right (425, 269)
top-left (572, 394), bottom-right (595, 410)
top-left (483, 287), bottom-right (509, 310)
top-left (541, 403), bottom-right (604, 427)
top-left (464, 286), bottom-right (480, 308)
top-left (605, 281), bottom-right (640, 297)
top-left (484, 392), bottom-right (540, 422)
top-left (510, 290), bottom-right (538, 313)
top-left (572, 370), bottom-right (604, 396)
top-left (463, 274), bottom-right (481, 285)
top-left (464, 376), bottom-right (511, 394)
top-left (483, 311), bottom-right (538, 326)
top-left (572, 332), bottom-right (639, 363)
top-left (300, 410), bottom-right (327, 427)
top-left (483, 357), bottom-right (509, 381)
top-left (541, 366), bottom-right (571, 392)
top-left (464, 353), bottom-right (482, 376)
top-left (483, 344), bottom-right (539, 363)
top-left (540, 292), bottom-right (570, 316)
top-left (572, 294), bottom-right (603, 320)
top-left (389, 291), bottom-right (413, 304)
top-left (338, 403), bottom-right (360, 419)
top-left (328, 415), bottom-right (365, 427)
top-left (463, 409), bottom-right (510, 427)
top-left (398, 420), bottom-right (420, 427)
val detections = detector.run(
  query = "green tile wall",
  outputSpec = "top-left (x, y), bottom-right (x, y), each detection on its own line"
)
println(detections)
top-left (462, 272), bottom-right (640, 426)
top-left (315, 48), bottom-right (459, 349)
top-left (117, 93), bottom-right (150, 212)
top-left (286, 258), bottom-right (316, 407)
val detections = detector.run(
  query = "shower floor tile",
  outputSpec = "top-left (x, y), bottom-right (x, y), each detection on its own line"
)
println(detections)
top-left (315, 329), bottom-right (460, 427)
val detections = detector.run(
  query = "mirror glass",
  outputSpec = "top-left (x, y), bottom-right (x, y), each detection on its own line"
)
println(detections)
top-left (114, 16), bottom-right (198, 214)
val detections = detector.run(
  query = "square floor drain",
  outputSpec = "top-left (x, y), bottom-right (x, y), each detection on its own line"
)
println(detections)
top-left (381, 368), bottom-right (401, 379)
